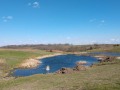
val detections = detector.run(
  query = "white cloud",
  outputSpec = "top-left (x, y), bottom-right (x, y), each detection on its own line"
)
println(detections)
top-left (110, 38), bottom-right (116, 41)
top-left (33, 2), bottom-right (40, 8)
top-left (91, 40), bottom-right (97, 43)
top-left (110, 38), bottom-right (120, 42)
top-left (28, 1), bottom-right (40, 8)
top-left (66, 37), bottom-right (71, 40)
top-left (89, 19), bottom-right (96, 22)
top-left (89, 19), bottom-right (106, 26)
top-left (101, 20), bottom-right (105, 23)
top-left (3, 19), bottom-right (7, 22)
top-left (28, 3), bottom-right (31, 6)
top-left (2, 16), bottom-right (13, 22)
top-left (2, 16), bottom-right (6, 19)
top-left (7, 16), bottom-right (13, 20)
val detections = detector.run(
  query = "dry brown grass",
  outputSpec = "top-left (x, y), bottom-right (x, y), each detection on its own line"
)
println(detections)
top-left (0, 59), bottom-right (6, 64)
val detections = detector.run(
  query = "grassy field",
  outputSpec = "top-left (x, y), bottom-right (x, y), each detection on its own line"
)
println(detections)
top-left (0, 49), bottom-right (54, 76)
top-left (0, 59), bottom-right (119, 90)
top-left (0, 47), bottom-right (120, 90)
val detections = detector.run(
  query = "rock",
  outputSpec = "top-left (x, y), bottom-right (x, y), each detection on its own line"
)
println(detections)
top-left (116, 57), bottom-right (120, 59)
top-left (76, 61), bottom-right (87, 65)
top-left (98, 56), bottom-right (116, 62)
top-left (56, 64), bottom-right (87, 74)
top-left (56, 68), bottom-right (74, 74)
top-left (74, 65), bottom-right (86, 71)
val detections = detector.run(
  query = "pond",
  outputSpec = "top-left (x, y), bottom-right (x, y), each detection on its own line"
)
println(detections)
top-left (13, 54), bottom-right (98, 77)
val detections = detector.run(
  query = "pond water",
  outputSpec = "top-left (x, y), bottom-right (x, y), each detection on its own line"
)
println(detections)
top-left (13, 54), bottom-right (98, 77)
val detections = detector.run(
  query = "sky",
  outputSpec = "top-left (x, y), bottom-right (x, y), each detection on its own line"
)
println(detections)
top-left (0, 0), bottom-right (120, 46)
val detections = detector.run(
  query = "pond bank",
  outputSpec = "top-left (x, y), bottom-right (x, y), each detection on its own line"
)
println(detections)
top-left (19, 53), bottom-right (64, 69)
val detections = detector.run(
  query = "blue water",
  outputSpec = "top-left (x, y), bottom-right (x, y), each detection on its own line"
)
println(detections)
top-left (13, 54), bottom-right (98, 77)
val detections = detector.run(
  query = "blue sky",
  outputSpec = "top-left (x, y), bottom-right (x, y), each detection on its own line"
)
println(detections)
top-left (0, 0), bottom-right (120, 46)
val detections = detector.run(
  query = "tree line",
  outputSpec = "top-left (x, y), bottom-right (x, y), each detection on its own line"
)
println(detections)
top-left (1, 44), bottom-right (119, 52)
